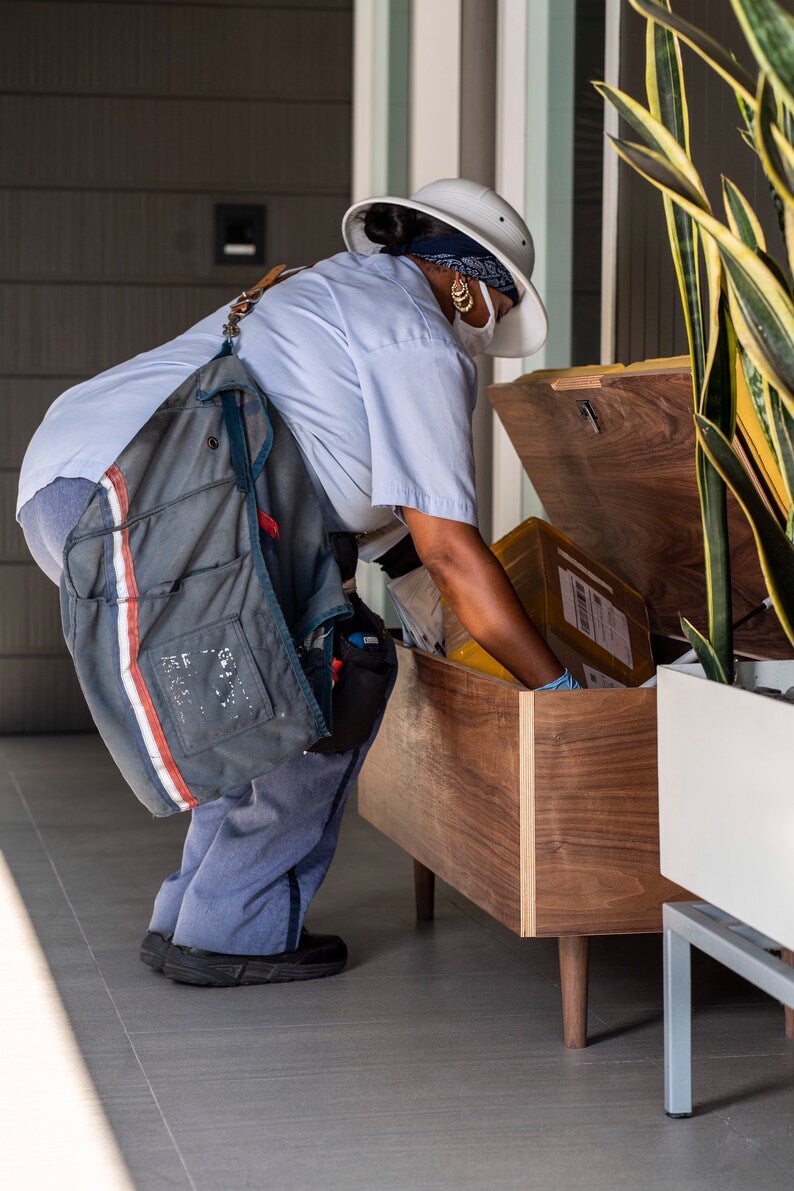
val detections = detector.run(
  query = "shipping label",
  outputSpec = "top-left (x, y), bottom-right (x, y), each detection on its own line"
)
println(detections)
top-left (557, 548), bottom-right (613, 593)
top-left (582, 665), bottom-right (626, 690)
top-left (558, 567), bottom-right (633, 667)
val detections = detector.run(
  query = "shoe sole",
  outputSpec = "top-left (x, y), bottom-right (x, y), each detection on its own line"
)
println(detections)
top-left (162, 951), bottom-right (347, 988)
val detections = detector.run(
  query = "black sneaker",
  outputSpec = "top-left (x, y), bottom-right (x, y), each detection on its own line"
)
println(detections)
top-left (139, 929), bottom-right (174, 972)
top-left (161, 929), bottom-right (347, 987)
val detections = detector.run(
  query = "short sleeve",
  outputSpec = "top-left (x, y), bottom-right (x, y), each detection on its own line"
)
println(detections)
top-left (354, 337), bottom-right (479, 526)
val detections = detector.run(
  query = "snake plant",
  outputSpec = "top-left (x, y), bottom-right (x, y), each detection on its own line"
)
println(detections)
top-left (596, 0), bottom-right (794, 682)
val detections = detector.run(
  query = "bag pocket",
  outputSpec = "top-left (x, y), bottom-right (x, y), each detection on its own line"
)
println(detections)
top-left (309, 595), bottom-right (396, 754)
top-left (144, 613), bottom-right (274, 757)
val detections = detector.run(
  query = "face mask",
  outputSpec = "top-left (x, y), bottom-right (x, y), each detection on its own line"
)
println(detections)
top-left (452, 281), bottom-right (496, 358)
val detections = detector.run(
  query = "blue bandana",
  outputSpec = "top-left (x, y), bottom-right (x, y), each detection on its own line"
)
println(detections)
top-left (391, 232), bottom-right (520, 306)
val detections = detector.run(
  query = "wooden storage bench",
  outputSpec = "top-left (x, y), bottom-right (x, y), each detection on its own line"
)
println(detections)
top-left (358, 360), bottom-right (791, 1048)
top-left (359, 647), bottom-right (678, 1047)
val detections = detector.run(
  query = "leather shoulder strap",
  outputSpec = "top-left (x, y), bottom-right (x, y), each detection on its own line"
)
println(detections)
top-left (222, 264), bottom-right (308, 343)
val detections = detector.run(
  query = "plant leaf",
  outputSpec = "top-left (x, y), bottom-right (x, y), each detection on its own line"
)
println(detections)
top-left (679, 616), bottom-right (732, 682)
top-left (696, 302), bottom-right (736, 674)
top-left (730, 0), bottom-right (794, 112)
top-left (740, 127), bottom-right (757, 154)
top-left (737, 341), bottom-right (793, 522)
top-left (755, 75), bottom-right (794, 209)
top-left (628, 0), bottom-right (757, 107)
top-left (646, 5), bottom-right (690, 153)
top-left (644, 13), bottom-right (733, 673)
top-left (645, 10), bottom-right (708, 400)
top-left (594, 83), bottom-right (708, 203)
top-left (723, 175), bottom-right (791, 293)
top-left (723, 176), bottom-right (766, 252)
top-left (610, 138), bottom-right (794, 411)
top-left (769, 384), bottom-right (794, 508)
top-left (730, 292), bottom-right (794, 479)
top-left (699, 298), bottom-right (737, 436)
top-left (782, 103), bottom-right (794, 146)
top-left (607, 134), bottom-right (706, 206)
top-left (786, 204), bottom-right (794, 279)
top-left (772, 122), bottom-right (794, 197)
top-left (642, 14), bottom-right (733, 681)
top-left (695, 414), bottom-right (794, 646)
top-left (758, 247), bottom-right (794, 296)
top-left (740, 344), bottom-right (775, 445)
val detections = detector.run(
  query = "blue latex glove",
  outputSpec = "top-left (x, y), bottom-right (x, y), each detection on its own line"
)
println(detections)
top-left (535, 668), bottom-right (582, 691)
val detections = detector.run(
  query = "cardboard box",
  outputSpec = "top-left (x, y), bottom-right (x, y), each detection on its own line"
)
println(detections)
top-left (443, 517), bottom-right (655, 688)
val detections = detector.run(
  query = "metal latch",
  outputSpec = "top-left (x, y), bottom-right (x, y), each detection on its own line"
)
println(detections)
top-left (577, 399), bottom-right (601, 434)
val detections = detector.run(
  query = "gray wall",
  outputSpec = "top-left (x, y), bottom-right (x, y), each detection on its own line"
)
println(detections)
top-left (1, 0), bottom-right (352, 732)
top-left (614, 0), bottom-right (782, 365)
top-left (572, 0), bottom-right (605, 367)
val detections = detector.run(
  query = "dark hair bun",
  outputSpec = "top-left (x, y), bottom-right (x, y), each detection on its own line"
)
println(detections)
top-left (361, 203), bottom-right (419, 253)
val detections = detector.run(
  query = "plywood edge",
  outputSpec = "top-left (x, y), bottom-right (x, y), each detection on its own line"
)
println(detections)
top-left (519, 690), bottom-right (536, 936)
top-left (409, 645), bottom-right (521, 689)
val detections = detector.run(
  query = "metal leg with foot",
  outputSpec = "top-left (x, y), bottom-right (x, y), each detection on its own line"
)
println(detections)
top-left (662, 901), bottom-right (794, 1117)
top-left (664, 920), bottom-right (693, 1117)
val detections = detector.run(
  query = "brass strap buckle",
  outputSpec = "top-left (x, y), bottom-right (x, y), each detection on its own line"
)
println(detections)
top-left (222, 264), bottom-right (288, 343)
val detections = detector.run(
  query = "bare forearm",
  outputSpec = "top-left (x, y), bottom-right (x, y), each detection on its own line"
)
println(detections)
top-left (404, 511), bottom-right (564, 689)
top-left (434, 546), bottom-right (562, 688)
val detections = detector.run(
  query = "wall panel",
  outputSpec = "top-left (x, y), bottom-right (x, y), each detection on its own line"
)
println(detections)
top-left (27, 0), bottom-right (351, 7)
top-left (0, 97), bottom-right (350, 192)
top-left (0, 659), bottom-right (94, 733)
top-left (1, 0), bottom-right (353, 731)
top-left (0, 192), bottom-right (346, 283)
top-left (0, 379), bottom-right (83, 468)
top-left (0, 567), bottom-right (64, 653)
top-left (571, 0), bottom-right (604, 366)
top-left (1, 476), bottom-right (33, 561)
top-left (1, 3), bottom-right (351, 100)
top-left (1, 284), bottom-right (239, 376)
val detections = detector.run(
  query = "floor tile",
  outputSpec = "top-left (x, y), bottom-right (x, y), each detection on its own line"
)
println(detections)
top-left (594, 1000), bottom-right (794, 1061)
top-left (4, 734), bottom-right (794, 1190)
top-left (149, 1060), bottom-right (794, 1191)
top-left (658, 1051), bottom-right (794, 1180)
top-left (130, 1009), bottom-right (641, 1086)
top-left (107, 964), bottom-right (566, 1034)
top-left (78, 1086), bottom-right (197, 1191)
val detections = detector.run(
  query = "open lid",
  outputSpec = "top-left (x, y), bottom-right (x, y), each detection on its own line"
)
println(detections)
top-left (488, 359), bottom-right (792, 660)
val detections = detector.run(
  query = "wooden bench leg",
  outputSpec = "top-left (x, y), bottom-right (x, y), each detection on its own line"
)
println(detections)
top-left (558, 935), bottom-right (590, 1048)
top-left (413, 859), bottom-right (435, 921)
top-left (782, 949), bottom-right (794, 1039)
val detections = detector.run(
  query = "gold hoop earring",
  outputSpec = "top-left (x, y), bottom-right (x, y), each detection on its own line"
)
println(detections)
top-left (451, 274), bottom-right (474, 314)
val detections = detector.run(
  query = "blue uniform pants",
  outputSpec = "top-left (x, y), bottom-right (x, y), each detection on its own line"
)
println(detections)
top-left (21, 477), bottom-right (395, 955)
top-left (147, 669), bottom-right (393, 955)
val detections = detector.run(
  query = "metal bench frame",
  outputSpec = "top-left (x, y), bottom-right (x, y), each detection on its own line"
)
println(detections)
top-left (664, 901), bottom-right (794, 1116)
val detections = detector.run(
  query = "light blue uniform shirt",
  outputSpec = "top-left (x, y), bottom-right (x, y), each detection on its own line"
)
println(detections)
top-left (17, 253), bottom-right (479, 539)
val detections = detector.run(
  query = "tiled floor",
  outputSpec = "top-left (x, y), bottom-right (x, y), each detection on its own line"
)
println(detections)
top-left (2, 734), bottom-right (794, 1190)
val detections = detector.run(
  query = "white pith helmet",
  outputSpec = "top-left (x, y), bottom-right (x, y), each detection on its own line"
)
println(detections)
top-left (342, 177), bottom-right (548, 358)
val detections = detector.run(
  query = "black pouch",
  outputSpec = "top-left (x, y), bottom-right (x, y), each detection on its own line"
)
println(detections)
top-left (309, 577), bottom-right (396, 754)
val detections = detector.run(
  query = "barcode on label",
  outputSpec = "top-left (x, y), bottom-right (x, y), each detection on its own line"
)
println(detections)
top-left (558, 567), bottom-right (633, 667)
top-left (573, 577), bottom-right (591, 637)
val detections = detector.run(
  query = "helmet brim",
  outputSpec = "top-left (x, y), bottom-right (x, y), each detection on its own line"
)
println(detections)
top-left (342, 194), bottom-right (548, 358)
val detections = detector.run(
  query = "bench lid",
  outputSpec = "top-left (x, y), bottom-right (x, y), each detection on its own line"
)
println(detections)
top-left (487, 358), bottom-right (791, 659)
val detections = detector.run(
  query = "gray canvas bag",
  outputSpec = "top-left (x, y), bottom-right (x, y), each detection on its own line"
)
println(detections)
top-left (60, 275), bottom-right (350, 816)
